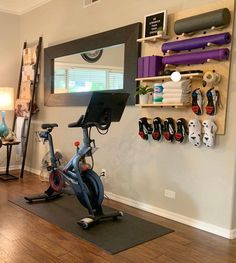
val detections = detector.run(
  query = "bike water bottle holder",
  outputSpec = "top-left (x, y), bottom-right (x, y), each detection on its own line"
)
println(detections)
top-left (38, 131), bottom-right (49, 140)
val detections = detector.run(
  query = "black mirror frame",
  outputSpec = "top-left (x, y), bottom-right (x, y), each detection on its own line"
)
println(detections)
top-left (44, 23), bottom-right (142, 106)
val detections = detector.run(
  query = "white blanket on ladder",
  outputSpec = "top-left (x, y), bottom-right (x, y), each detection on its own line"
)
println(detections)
top-left (15, 117), bottom-right (27, 156)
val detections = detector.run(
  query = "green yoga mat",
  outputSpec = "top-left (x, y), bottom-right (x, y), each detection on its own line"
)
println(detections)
top-left (9, 195), bottom-right (173, 254)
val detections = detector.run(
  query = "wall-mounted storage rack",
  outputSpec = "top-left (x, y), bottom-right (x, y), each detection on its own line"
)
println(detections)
top-left (136, 0), bottom-right (234, 135)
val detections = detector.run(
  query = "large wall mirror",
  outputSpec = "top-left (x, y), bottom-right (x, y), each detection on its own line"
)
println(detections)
top-left (44, 23), bottom-right (141, 106)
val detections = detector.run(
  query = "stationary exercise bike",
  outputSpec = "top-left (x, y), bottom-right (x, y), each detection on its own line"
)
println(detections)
top-left (25, 92), bottom-right (129, 229)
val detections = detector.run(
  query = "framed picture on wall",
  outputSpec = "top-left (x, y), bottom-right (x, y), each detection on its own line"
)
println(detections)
top-left (144, 10), bottom-right (167, 38)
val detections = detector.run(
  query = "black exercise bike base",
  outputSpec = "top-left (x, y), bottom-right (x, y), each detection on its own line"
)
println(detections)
top-left (24, 192), bottom-right (62, 203)
top-left (9, 195), bottom-right (173, 254)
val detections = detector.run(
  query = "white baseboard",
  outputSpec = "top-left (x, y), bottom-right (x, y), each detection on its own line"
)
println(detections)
top-left (0, 165), bottom-right (21, 172)
top-left (106, 191), bottom-right (236, 240)
top-left (24, 166), bottom-right (41, 175)
top-left (230, 229), bottom-right (236, 239)
top-left (0, 165), bottom-right (40, 175)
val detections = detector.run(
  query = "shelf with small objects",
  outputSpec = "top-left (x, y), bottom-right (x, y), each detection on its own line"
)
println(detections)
top-left (137, 34), bottom-right (170, 43)
top-left (135, 72), bottom-right (203, 82)
top-left (136, 103), bottom-right (190, 108)
top-left (136, 72), bottom-right (203, 108)
top-left (136, 0), bottom-right (234, 140)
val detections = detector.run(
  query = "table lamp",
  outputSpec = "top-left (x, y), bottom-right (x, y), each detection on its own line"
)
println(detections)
top-left (0, 87), bottom-right (14, 138)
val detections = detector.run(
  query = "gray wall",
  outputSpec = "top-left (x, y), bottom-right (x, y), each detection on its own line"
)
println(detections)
top-left (17, 0), bottom-right (236, 230)
top-left (0, 12), bottom-right (20, 167)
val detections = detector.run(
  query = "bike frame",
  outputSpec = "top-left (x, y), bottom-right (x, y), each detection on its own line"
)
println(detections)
top-left (43, 126), bottom-right (96, 215)
top-left (46, 126), bottom-right (92, 177)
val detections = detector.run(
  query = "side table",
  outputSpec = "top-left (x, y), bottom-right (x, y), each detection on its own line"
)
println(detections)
top-left (0, 140), bottom-right (20, 181)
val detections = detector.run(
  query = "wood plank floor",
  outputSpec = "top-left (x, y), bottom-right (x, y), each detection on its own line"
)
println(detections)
top-left (0, 171), bottom-right (235, 263)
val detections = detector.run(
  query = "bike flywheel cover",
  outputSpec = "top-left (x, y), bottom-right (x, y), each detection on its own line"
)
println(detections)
top-left (49, 170), bottom-right (64, 192)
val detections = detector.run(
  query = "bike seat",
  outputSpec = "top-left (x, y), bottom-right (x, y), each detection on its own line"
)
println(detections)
top-left (41, 123), bottom-right (58, 130)
top-left (68, 115), bottom-right (84, 128)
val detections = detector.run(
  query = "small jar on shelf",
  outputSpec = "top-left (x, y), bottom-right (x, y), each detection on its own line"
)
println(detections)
top-left (152, 83), bottom-right (163, 104)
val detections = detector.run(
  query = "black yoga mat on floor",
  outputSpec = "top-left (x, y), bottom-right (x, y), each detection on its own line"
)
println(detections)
top-left (9, 195), bottom-right (173, 254)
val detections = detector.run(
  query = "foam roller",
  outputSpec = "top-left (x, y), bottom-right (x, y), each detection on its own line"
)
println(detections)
top-left (162, 48), bottom-right (229, 65)
top-left (174, 8), bottom-right (231, 35)
top-left (162, 32), bottom-right (231, 54)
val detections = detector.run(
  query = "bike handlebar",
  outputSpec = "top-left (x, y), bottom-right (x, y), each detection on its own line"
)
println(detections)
top-left (68, 115), bottom-right (111, 130)
top-left (68, 115), bottom-right (84, 128)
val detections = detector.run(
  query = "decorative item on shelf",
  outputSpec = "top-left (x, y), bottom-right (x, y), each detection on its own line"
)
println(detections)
top-left (162, 69), bottom-right (175, 76)
top-left (135, 85), bottom-right (153, 105)
top-left (162, 48), bottom-right (229, 66)
top-left (192, 88), bottom-right (203, 115)
top-left (138, 117), bottom-right (153, 140)
top-left (188, 119), bottom-right (202, 147)
top-left (205, 88), bottom-right (219, 115)
top-left (0, 87), bottom-right (14, 139)
top-left (203, 70), bottom-right (221, 87)
top-left (144, 10), bottom-right (168, 38)
top-left (202, 119), bottom-right (218, 148)
top-left (161, 32), bottom-right (231, 54)
top-left (3, 129), bottom-right (16, 142)
top-left (174, 8), bottom-right (231, 35)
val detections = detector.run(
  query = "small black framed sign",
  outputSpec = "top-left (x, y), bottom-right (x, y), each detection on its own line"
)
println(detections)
top-left (144, 10), bottom-right (167, 38)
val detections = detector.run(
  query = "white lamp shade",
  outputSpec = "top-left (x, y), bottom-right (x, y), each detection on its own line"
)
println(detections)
top-left (0, 87), bottom-right (14, 111)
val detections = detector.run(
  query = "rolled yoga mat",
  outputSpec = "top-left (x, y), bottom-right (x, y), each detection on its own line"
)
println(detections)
top-left (162, 32), bottom-right (231, 54)
top-left (174, 8), bottom-right (231, 35)
top-left (162, 48), bottom-right (229, 65)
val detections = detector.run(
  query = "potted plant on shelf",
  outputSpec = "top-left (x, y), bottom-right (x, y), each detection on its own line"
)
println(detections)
top-left (157, 26), bottom-right (164, 36)
top-left (136, 85), bottom-right (153, 105)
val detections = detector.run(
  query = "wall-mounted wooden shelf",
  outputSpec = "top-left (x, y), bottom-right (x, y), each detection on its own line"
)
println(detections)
top-left (137, 34), bottom-right (170, 43)
top-left (136, 72), bottom-right (203, 82)
top-left (136, 0), bottom-right (233, 135)
top-left (136, 103), bottom-right (190, 108)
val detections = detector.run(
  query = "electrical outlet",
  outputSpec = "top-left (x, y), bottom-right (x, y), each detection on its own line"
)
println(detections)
top-left (164, 189), bottom-right (176, 199)
top-left (101, 169), bottom-right (106, 177)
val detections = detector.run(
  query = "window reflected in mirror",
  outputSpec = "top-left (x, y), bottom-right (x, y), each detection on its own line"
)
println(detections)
top-left (54, 44), bottom-right (124, 94)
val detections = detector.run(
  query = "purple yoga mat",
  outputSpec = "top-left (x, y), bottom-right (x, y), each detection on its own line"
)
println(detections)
top-left (162, 48), bottom-right (229, 65)
top-left (162, 32), bottom-right (231, 54)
